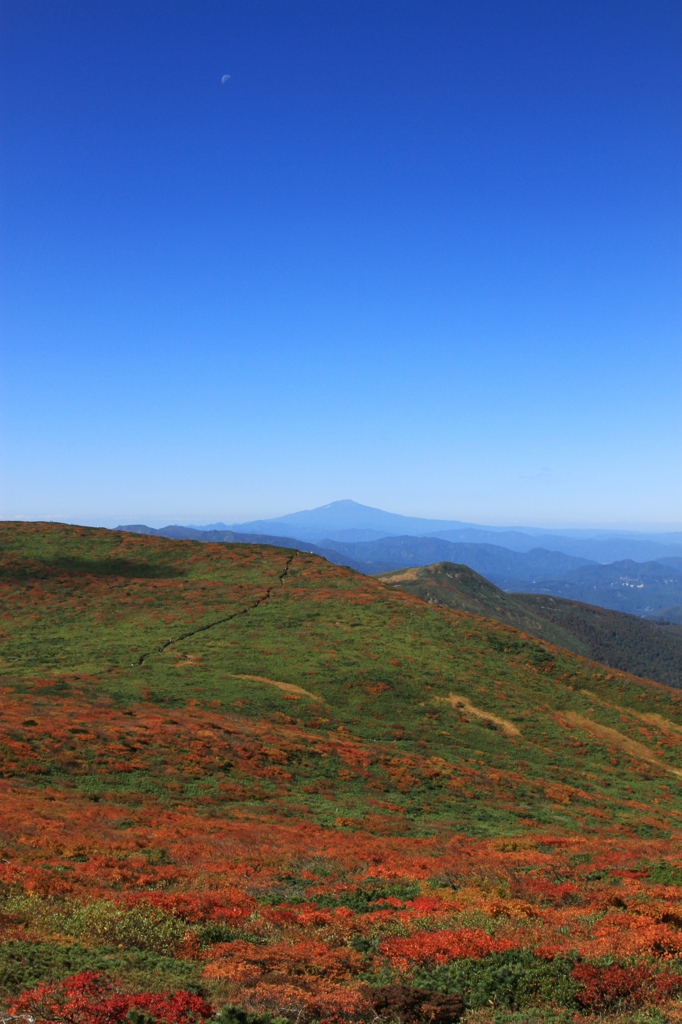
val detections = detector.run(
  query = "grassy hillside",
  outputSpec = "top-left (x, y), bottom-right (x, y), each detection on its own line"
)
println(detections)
top-left (5, 523), bottom-right (682, 1023)
top-left (378, 562), bottom-right (584, 652)
top-left (379, 562), bottom-right (682, 690)
top-left (117, 524), bottom-right (369, 573)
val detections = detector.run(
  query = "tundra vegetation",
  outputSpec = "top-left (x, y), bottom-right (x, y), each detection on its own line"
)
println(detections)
top-left (4, 522), bottom-right (682, 1023)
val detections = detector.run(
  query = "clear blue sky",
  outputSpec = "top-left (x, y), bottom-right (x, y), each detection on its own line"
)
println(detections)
top-left (2, 0), bottom-right (680, 528)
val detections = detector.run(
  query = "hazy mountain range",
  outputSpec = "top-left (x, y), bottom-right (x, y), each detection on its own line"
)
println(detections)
top-left (118, 499), bottom-right (682, 621)
top-left (203, 499), bottom-right (682, 563)
top-left (318, 535), bottom-right (593, 585)
top-left (519, 558), bottom-right (682, 618)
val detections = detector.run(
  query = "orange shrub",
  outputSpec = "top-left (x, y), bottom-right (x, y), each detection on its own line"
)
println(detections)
top-left (380, 927), bottom-right (514, 968)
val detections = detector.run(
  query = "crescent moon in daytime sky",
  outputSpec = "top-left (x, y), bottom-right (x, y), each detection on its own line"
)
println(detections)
top-left (221, 74), bottom-right (231, 83)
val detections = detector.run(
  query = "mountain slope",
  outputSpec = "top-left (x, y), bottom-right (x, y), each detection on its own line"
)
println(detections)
top-left (661, 557), bottom-right (682, 571)
top-left (3, 521), bottom-right (682, 833)
top-left (378, 562), bottom-right (682, 689)
top-left (377, 563), bottom-right (590, 653)
top-left (7, 523), bottom-right (682, 1021)
top-left (116, 523), bottom-right (369, 573)
top-left (653, 606), bottom-right (682, 625)
top-left (515, 592), bottom-right (682, 690)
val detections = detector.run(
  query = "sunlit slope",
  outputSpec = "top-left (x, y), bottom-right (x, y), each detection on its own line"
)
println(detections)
top-left (3, 521), bottom-right (682, 837)
top-left (0, 521), bottom-right (292, 675)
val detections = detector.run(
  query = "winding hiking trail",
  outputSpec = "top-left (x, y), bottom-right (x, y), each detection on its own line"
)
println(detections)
top-left (136, 551), bottom-right (296, 666)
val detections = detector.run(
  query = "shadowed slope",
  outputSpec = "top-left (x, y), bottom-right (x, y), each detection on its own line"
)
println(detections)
top-left (378, 562), bottom-right (582, 652)
top-left (515, 593), bottom-right (682, 690)
top-left (380, 561), bottom-right (682, 690)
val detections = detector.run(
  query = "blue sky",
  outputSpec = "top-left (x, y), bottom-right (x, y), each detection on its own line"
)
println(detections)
top-left (2, 0), bottom-right (680, 528)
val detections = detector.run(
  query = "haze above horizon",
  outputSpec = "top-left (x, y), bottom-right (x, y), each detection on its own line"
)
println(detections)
top-left (218, 499), bottom-right (682, 537)
top-left (2, 1), bottom-right (680, 526)
top-left (111, 498), bottom-right (682, 537)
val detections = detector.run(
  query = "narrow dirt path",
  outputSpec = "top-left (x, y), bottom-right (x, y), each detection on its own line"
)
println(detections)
top-left (230, 674), bottom-right (323, 701)
top-left (559, 710), bottom-right (682, 779)
top-left (136, 552), bottom-right (296, 666)
top-left (442, 693), bottom-right (521, 737)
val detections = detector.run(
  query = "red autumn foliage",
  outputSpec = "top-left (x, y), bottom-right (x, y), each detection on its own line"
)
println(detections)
top-left (10, 972), bottom-right (213, 1024)
top-left (380, 928), bottom-right (514, 968)
top-left (123, 891), bottom-right (254, 924)
top-left (522, 879), bottom-right (581, 905)
top-left (5, 516), bottom-right (682, 1022)
top-left (572, 962), bottom-right (682, 1011)
top-left (202, 938), bottom-right (365, 983)
top-left (238, 980), bottom-right (370, 1024)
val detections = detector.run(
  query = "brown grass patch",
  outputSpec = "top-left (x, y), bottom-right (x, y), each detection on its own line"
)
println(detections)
top-left (442, 694), bottom-right (520, 737)
top-left (580, 690), bottom-right (682, 742)
top-left (560, 711), bottom-right (682, 778)
top-left (380, 568), bottom-right (422, 583)
top-left (231, 674), bottom-right (323, 702)
top-left (639, 712), bottom-right (682, 736)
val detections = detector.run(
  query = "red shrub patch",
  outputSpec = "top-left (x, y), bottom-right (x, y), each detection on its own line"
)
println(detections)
top-left (572, 962), bottom-right (682, 1011)
top-left (10, 972), bottom-right (213, 1024)
top-left (381, 928), bottom-right (514, 968)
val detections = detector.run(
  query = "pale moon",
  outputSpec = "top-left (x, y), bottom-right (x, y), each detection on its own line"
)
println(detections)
top-left (221, 74), bottom-right (231, 84)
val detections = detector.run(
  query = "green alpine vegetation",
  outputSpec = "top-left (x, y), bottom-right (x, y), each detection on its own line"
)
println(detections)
top-left (3, 521), bottom-right (682, 836)
top-left (5, 522), bottom-right (682, 1023)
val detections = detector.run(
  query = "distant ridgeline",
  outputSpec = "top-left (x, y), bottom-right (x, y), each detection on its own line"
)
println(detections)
top-left (119, 514), bottom-right (682, 621)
